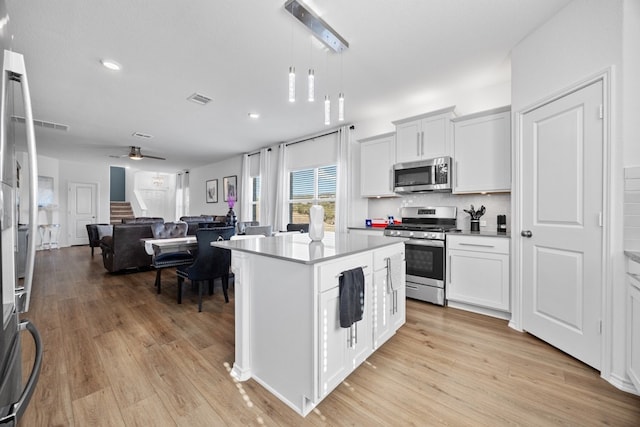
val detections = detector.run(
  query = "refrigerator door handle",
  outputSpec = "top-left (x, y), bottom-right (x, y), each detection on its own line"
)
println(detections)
top-left (4, 51), bottom-right (39, 313)
top-left (0, 320), bottom-right (43, 426)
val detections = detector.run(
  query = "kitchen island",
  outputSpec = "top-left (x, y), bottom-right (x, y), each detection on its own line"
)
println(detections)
top-left (212, 232), bottom-right (406, 416)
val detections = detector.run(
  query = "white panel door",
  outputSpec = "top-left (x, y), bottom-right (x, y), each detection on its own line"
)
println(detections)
top-left (521, 80), bottom-right (603, 369)
top-left (68, 182), bottom-right (97, 246)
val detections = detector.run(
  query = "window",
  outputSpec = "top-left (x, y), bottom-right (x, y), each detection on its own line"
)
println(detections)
top-left (289, 165), bottom-right (336, 231)
top-left (252, 176), bottom-right (261, 222)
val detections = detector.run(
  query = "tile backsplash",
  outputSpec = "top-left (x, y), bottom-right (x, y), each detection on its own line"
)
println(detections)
top-left (367, 192), bottom-right (511, 232)
top-left (625, 166), bottom-right (640, 251)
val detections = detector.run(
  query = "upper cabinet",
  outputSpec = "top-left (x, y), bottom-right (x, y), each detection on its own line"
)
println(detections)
top-left (360, 132), bottom-right (397, 198)
top-left (393, 106), bottom-right (456, 164)
top-left (452, 106), bottom-right (511, 194)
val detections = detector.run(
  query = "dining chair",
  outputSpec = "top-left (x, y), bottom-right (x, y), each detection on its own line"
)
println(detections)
top-left (176, 226), bottom-right (235, 312)
top-left (244, 225), bottom-right (272, 236)
top-left (286, 223), bottom-right (309, 233)
top-left (151, 221), bottom-right (193, 294)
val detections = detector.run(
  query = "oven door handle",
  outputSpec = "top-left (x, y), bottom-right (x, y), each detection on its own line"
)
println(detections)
top-left (405, 239), bottom-right (444, 248)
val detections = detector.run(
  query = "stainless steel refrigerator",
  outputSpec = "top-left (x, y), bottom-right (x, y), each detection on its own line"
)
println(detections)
top-left (0, 3), bottom-right (43, 424)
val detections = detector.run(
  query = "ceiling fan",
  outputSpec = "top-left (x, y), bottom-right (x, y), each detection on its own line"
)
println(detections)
top-left (110, 146), bottom-right (166, 161)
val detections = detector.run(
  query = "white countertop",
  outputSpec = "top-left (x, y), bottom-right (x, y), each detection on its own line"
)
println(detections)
top-left (212, 232), bottom-right (406, 264)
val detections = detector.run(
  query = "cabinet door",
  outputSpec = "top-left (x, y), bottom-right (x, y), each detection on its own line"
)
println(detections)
top-left (319, 287), bottom-right (349, 398)
top-left (629, 278), bottom-right (640, 391)
top-left (447, 249), bottom-right (510, 311)
top-left (360, 135), bottom-right (396, 197)
top-left (422, 114), bottom-right (451, 159)
top-left (372, 269), bottom-right (393, 348)
top-left (395, 120), bottom-right (421, 163)
top-left (453, 109), bottom-right (511, 194)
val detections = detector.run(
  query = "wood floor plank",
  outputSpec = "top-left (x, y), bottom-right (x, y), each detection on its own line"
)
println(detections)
top-left (71, 388), bottom-right (125, 427)
top-left (18, 247), bottom-right (640, 426)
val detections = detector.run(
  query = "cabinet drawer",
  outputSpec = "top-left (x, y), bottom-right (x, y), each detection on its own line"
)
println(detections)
top-left (372, 242), bottom-right (405, 271)
top-left (446, 235), bottom-right (509, 254)
top-left (318, 253), bottom-right (372, 292)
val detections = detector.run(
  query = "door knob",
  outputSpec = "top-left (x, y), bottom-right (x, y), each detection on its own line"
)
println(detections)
top-left (521, 230), bottom-right (533, 238)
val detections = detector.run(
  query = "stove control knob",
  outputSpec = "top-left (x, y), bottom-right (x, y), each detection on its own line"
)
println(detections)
top-left (409, 231), bottom-right (414, 237)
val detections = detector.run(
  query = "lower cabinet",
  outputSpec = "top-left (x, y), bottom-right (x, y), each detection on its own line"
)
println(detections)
top-left (319, 280), bottom-right (371, 397)
top-left (372, 245), bottom-right (406, 349)
top-left (446, 235), bottom-right (510, 316)
top-left (628, 269), bottom-right (640, 392)
top-left (316, 243), bottom-right (405, 399)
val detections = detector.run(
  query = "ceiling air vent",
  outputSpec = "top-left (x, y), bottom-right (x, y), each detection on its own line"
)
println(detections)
top-left (11, 115), bottom-right (70, 131)
top-left (131, 131), bottom-right (153, 139)
top-left (187, 92), bottom-right (212, 105)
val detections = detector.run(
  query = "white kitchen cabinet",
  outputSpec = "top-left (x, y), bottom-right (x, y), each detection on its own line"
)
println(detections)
top-left (393, 106), bottom-right (456, 164)
top-left (360, 132), bottom-right (397, 197)
top-left (446, 235), bottom-right (510, 317)
top-left (627, 260), bottom-right (640, 392)
top-left (372, 245), bottom-right (406, 348)
top-left (318, 273), bottom-right (372, 398)
top-left (452, 106), bottom-right (511, 194)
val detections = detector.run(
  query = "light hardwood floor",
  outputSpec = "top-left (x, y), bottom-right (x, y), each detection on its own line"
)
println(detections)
top-left (19, 246), bottom-right (640, 426)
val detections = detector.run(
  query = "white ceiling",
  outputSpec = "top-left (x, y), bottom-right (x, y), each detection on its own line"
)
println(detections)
top-left (5, 0), bottom-right (570, 172)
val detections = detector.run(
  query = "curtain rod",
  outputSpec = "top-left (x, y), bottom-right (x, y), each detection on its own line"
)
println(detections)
top-left (286, 124), bottom-right (355, 147)
top-left (247, 124), bottom-right (355, 155)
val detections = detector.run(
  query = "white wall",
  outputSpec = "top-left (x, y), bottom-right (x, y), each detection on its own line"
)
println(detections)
top-left (511, 0), bottom-right (631, 390)
top-left (188, 155), bottom-right (243, 218)
top-left (623, 0), bottom-right (640, 165)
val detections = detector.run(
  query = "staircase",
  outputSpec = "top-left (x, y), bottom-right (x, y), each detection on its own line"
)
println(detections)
top-left (110, 201), bottom-right (134, 225)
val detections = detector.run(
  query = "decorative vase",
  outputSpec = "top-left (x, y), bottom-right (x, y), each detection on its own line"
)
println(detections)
top-left (470, 219), bottom-right (480, 232)
top-left (309, 204), bottom-right (324, 241)
top-left (226, 208), bottom-right (237, 229)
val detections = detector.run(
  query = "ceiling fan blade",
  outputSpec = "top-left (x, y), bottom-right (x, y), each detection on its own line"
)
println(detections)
top-left (141, 154), bottom-right (166, 160)
top-left (108, 154), bottom-right (129, 158)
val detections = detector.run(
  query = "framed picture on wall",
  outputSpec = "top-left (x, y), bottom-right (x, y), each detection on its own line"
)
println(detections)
top-left (223, 175), bottom-right (237, 202)
top-left (206, 179), bottom-right (218, 203)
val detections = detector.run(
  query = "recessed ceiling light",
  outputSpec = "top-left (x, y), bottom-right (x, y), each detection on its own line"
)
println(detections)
top-left (248, 112), bottom-right (260, 119)
top-left (101, 59), bottom-right (121, 71)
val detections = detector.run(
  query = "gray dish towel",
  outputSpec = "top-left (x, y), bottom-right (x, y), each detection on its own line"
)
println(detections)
top-left (339, 267), bottom-right (365, 328)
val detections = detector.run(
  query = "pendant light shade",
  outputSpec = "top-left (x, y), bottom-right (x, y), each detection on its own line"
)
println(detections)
top-left (338, 93), bottom-right (345, 121)
top-left (288, 66), bottom-right (296, 102)
top-left (307, 69), bottom-right (315, 102)
top-left (324, 95), bottom-right (331, 125)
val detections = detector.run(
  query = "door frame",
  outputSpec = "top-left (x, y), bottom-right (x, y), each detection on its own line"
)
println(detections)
top-left (511, 67), bottom-right (613, 378)
top-left (67, 180), bottom-right (100, 246)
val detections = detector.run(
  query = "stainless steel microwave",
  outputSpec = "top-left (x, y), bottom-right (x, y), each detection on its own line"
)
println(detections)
top-left (393, 156), bottom-right (452, 193)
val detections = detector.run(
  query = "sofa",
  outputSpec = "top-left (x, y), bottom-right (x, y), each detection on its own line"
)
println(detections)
top-left (100, 223), bottom-right (157, 272)
top-left (122, 217), bottom-right (164, 224)
top-left (180, 215), bottom-right (228, 235)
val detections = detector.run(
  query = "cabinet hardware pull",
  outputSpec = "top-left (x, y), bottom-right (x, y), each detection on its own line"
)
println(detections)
top-left (458, 243), bottom-right (494, 248)
top-left (421, 131), bottom-right (425, 156)
top-left (416, 133), bottom-right (420, 157)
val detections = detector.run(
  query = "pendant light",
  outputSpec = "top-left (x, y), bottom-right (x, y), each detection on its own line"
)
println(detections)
top-left (338, 52), bottom-right (345, 121)
top-left (324, 95), bottom-right (331, 125)
top-left (288, 66), bottom-right (296, 103)
top-left (308, 69), bottom-right (314, 102)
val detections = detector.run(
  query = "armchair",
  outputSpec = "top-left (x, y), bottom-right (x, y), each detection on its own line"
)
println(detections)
top-left (86, 223), bottom-right (112, 256)
top-left (176, 226), bottom-right (236, 311)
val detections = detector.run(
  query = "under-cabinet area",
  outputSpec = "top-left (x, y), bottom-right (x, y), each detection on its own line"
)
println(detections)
top-left (446, 234), bottom-right (510, 319)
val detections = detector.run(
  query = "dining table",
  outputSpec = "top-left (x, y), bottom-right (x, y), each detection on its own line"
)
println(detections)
top-left (142, 236), bottom-right (198, 256)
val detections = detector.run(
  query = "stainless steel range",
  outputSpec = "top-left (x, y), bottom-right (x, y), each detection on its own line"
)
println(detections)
top-left (384, 206), bottom-right (458, 306)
